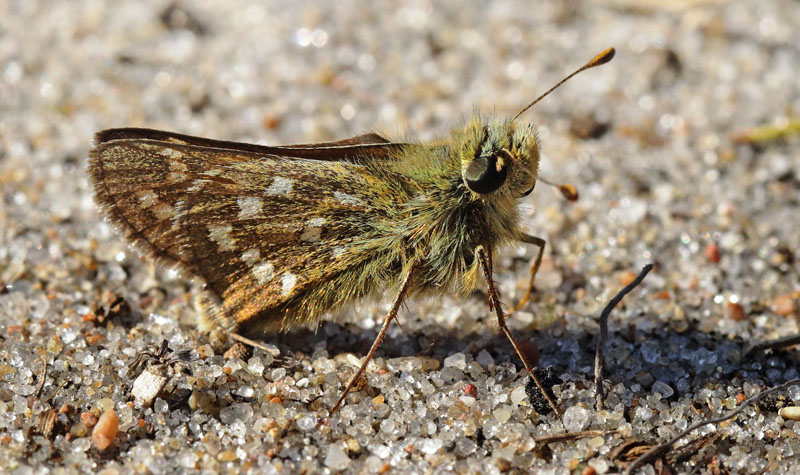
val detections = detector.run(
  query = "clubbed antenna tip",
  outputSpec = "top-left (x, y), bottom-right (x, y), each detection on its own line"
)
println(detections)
top-left (512, 47), bottom-right (616, 122)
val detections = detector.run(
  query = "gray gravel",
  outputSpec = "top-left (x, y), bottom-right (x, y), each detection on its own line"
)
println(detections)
top-left (2, 0), bottom-right (800, 473)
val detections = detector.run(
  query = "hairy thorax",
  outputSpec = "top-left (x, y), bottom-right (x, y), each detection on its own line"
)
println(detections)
top-left (394, 154), bottom-right (524, 297)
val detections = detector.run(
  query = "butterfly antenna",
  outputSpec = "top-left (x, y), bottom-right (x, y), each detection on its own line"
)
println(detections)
top-left (512, 47), bottom-right (615, 122)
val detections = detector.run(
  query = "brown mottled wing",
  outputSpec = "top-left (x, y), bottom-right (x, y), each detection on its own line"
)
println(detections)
top-left (95, 128), bottom-right (405, 162)
top-left (89, 136), bottom-right (408, 333)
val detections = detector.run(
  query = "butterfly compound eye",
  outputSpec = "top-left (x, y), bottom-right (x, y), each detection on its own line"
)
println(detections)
top-left (464, 153), bottom-right (508, 194)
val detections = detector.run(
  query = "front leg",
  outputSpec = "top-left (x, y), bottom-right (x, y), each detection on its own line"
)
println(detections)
top-left (476, 245), bottom-right (561, 419)
top-left (512, 233), bottom-right (546, 312)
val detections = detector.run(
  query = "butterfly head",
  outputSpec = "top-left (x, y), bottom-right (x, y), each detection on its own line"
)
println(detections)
top-left (461, 119), bottom-right (539, 200)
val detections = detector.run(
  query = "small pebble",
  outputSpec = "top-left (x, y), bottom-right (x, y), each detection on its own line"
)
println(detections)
top-left (779, 407), bottom-right (800, 421)
top-left (325, 444), bottom-right (351, 470)
top-left (493, 407), bottom-right (511, 424)
top-left (297, 415), bottom-right (317, 431)
top-left (463, 383), bottom-right (478, 398)
top-left (223, 341), bottom-right (250, 360)
top-left (651, 381), bottom-right (674, 399)
top-left (346, 438), bottom-right (361, 453)
top-left (618, 270), bottom-right (637, 286)
top-left (92, 409), bottom-right (119, 451)
top-left (705, 242), bottom-right (721, 263)
top-left (443, 353), bottom-right (466, 370)
top-left (563, 405), bottom-right (590, 432)
top-left (510, 386), bottom-right (527, 405)
top-left (218, 450), bottom-right (237, 462)
top-left (772, 294), bottom-right (797, 316)
top-left (80, 411), bottom-right (98, 428)
top-left (476, 349), bottom-right (495, 368)
top-left (220, 403), bottom-right (254, 425)
top-left (726, 302), bottom-right (746, 321)
top-left (131, 368), bottom-right (167, 406)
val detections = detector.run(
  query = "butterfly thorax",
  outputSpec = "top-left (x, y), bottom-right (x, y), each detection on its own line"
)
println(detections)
top-left (386, 117), bottom-right (539, 296)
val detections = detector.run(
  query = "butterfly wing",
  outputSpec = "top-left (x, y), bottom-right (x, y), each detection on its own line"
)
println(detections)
top-left (95, 128), bottom-right (406, 163)
top-left (89, 136), bottom-right (415, 333)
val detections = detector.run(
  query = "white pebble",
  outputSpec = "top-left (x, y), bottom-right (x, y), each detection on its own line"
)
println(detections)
top-left (324, 444), bottom-right (350, 470)
top-left (443, 352), bottom-right (466, 370)
top-left (563, 405), bottom-right (590, 432)
top-left (651, 381), bottom-right (674, 398)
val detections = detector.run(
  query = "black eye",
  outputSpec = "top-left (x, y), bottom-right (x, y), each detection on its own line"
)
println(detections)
top-left (465, 153), bottom-right (508, 194)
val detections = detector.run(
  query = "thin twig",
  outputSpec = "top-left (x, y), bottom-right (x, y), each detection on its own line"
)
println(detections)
top-left (45, 380), bottom-right (68, 404)
top-left (746, 334), bottom-right (800, 355)
top-left (594, 264), bottom-right (653, 411)
top-left (624, 378), bottom-right (800, 474)
top-left (35, 353), bottom-right (47, 398)
top-left (534, 429), bottom-right (617, 445)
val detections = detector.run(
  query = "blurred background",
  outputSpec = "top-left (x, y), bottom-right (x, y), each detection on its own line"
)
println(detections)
top-left (1, 0), bottom-right (799, 472)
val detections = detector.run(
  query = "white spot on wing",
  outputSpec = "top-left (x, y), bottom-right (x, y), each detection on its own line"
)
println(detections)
top-left (169, 160), bottom-right (189, 172)
top-left (266, 177), bottom-right (293, 196)
top-left (237, 196), bottom-right (263, 220)
top-left (241, 248), bottom-right (260, 265)
top-left (207, 224), bottom-right (236, 252)
top-left (252, 261), bottom-right (274, 284)
top-left (188, 179), bottom-right (206, 192)
top-left (151, 203), bottom-right (175, 220)
top-left (159, 148), bottom-right (183, 159)
top-left (281, 273), bottom-right (297, 296)
top-left (332, 246), bottom-right (347, 258)
top-left (333, 191), bottom-right (365, 207)
top-left (167, 172), bottom-right (187, 183)
top-left (136, 190), bottom-right (158, 208)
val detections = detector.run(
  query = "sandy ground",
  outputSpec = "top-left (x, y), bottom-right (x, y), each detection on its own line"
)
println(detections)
top-left (1, 0), bottom-right (800, 473)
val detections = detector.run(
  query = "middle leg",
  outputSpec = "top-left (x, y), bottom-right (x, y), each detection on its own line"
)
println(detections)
top-left (331, 263), bottom-right (417, 414)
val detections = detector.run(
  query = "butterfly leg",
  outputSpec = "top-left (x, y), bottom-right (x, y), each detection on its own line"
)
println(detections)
top-left (227, 332), bottom-right (281, 356)
top-left (331, 263), bottom-right (417, 414)
top-left (511, 233), bottom-right (546, 313)
top-left (476, 245), bottom-right (561, 419)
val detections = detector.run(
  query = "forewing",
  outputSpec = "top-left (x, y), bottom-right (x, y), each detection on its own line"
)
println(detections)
top-left (95, 128), bottom-right (405, 163)
top-left (89, 137), bottom-right (405, 332)
top-left (89, 138), bottom-right (233, 265)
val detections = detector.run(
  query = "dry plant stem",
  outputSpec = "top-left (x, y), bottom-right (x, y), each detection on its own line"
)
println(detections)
top-left (534, 429), bottom-right (617, 445)
top-left (624, 378), bottom-right (800, 475)
top-left (227, 332), bottom-right (281, 356)
top-left (35, 353), bottom-right (47, 398)
top-left (45, 380), bottom-right (68, 404)
top-left (330, 264), bottom-right (417, 414)
top-left (477, 245), bottom-right (562, 420)
top-left (594, 263), bottom-right (654, 411)
top-left (733, 117), bottom-right (800, 144)
top-left (512, 233), bottom-right (546, 313)
top-left (745, 333), bottom-right (800, 355)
